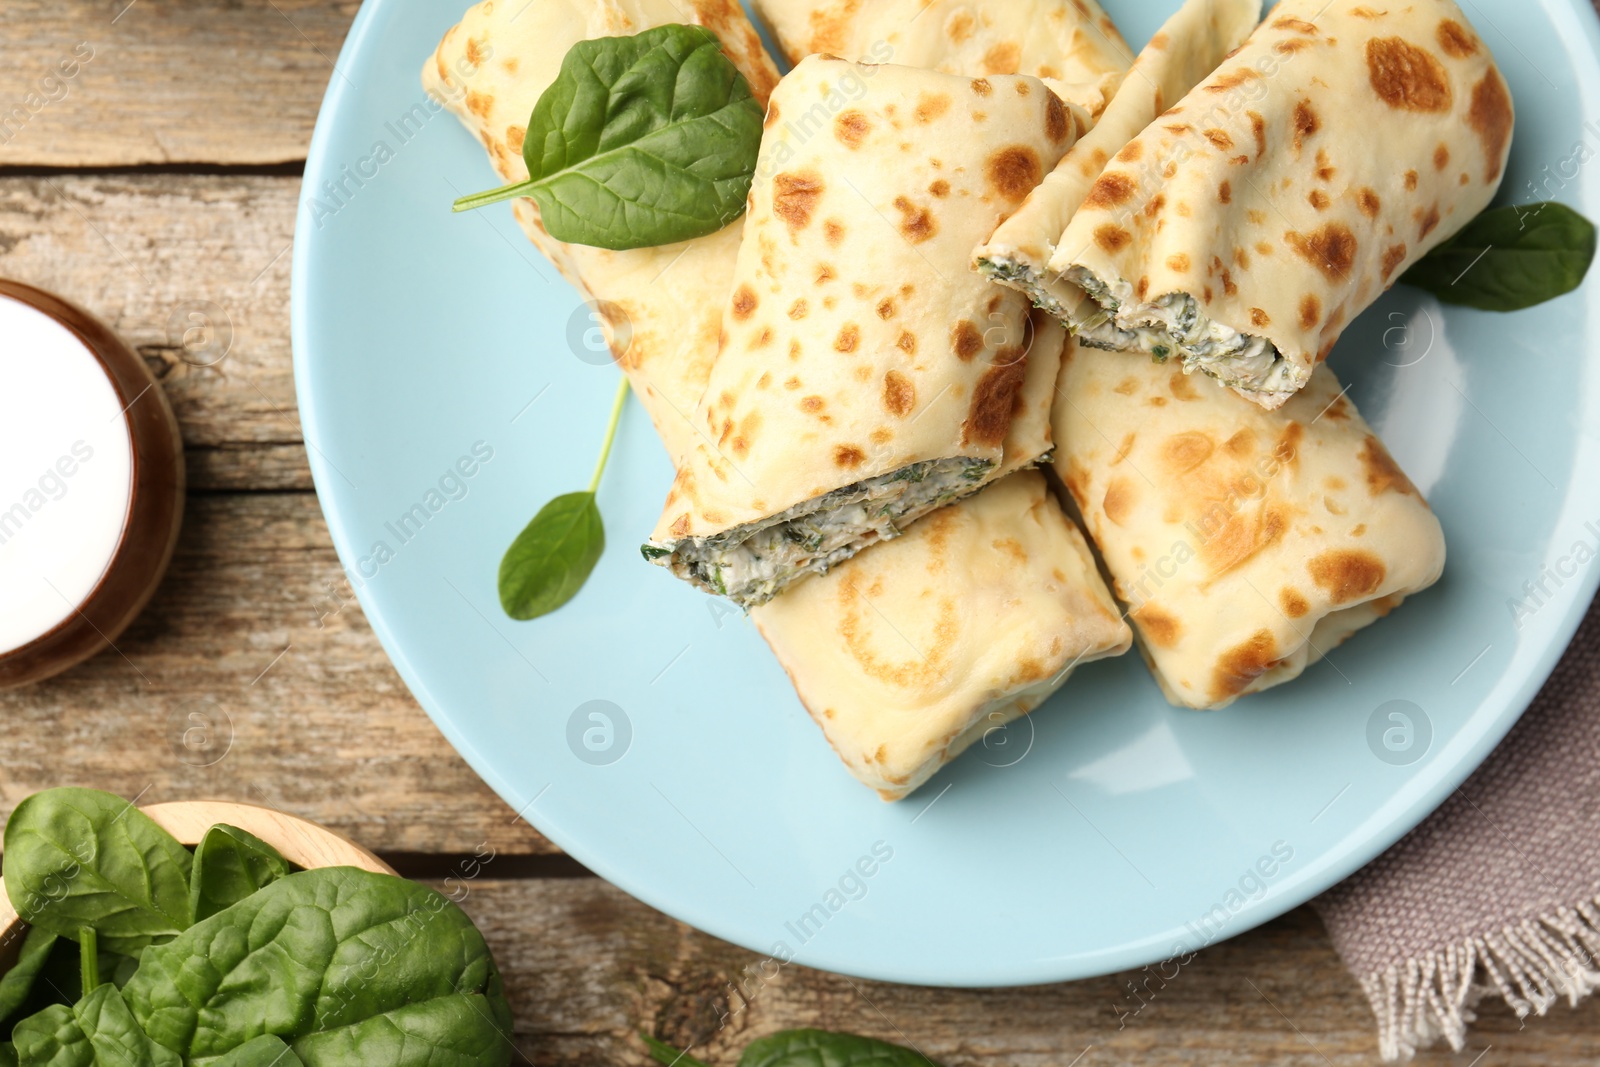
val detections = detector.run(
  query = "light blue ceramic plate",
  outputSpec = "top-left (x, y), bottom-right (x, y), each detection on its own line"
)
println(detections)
top-left (293, 0), bottom-right (1600, 985)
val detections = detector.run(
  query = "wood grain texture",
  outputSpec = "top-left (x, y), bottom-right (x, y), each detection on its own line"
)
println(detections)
top-left (452, 878), bottom-right (1600, 1066)
top-left (0, 1), bottom-right (357, 166)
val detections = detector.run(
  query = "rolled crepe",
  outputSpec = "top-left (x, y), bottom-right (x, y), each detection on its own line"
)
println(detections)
top-left (1047, 0), bottom-right (1512, 408)
top-left (749, 0), bottom-right (1134, 118)
top-left (975, 0), bottom-right (1261, 318)
top-left (754, 468), bottom-right (1130, 799)
top-left (645, 55), bottom-right (1082, 606)
top-left (1056, 347), bottom-right (1445, 710)
top-left (422, 0), bottom-right (781, 464)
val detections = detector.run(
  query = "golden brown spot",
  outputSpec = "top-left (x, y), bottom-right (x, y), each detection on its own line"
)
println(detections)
top-left (800, 395), bottom-right (825, 414)
top-left (1219, 180), bottom-right (1231, 204)
top-left (1113, 377), bottom-right (1138, 396)
top-left (1366, 37), bottom-right (1452, 112)
top-left (1359, 435), bottom-right (1420, 497)
top-left (1140, 277), bottom-right (1153, 300)
top-left (1468, 72), bottom-right (1513, 183)
top-left (465, 37), bottom-right (485, 66)
top-left (1103, 477), bottom-right (1137, 526)
top-left (1250, 307), bottom-right (1271, 327)
top-left (982, 41), bottom-right (1021, 74)
top-left (1309, 189), bottom-right (1330, 211)
top-left (764, 100), bottom-right (780, 128)
top-left (1275, 422), bottom-right (1303, 466)
top-left (1094, 224), bottom-right (1133, 253)
top-left (1287, 223), bottom-right (1358, 281)
top-left (1166, 253), bottom-right (1191, 273)
top-left (1279, 588), bottom-right (1310, 618)
top-left (1169, 372), bottom-right (1200, 401)
top-left (1248, 111), bottom-right (1267, 158)
top-left (1206, 68), bottom-right (1262, 93)
top-left (754, 326), bottom-right (773, 347)
top-left (1255, 240), bottom-right (1273, 256)
top-left (465, 91), bottom-right (493, 118)
top-left (970, 77), bottom-right (993, 96)
top-left (773, 172), bottom-right (824, 233)
top-left (1308, 550), bottom-right (1387, 604)
top-left (892, 196), bottom-right (937, 243)
top-left (1162, 431), bottom-right (1214, 475)
top-left (1205, 128), bottom-right (1235, 151)
top-left (1358, 188), bottom-right (1382, 219)
top-left (963, 355), bottom-right (1028, 446)
top-left (505, 125), bottom-right (525, 152)
top-left (875, 298), bottom-right (896, 320)
top-left (1149, 395), bottom-right (1168, 407)
top-left (1315, 149), bottom-right (1337, 182)
top-left (897, 330), bottom-right (917, 355)
top-left (1418, 203), bottom-right (1441, 240)
top-left (1143, 193), bottom-right (1167, 220)
top-left (1437, 19), bottom-right (1480, 57)
top-left (915, 93), bottom-right (951, 124)
top-left (834, 323), bottom-right (860, 353)
top-left (987, 146), bottom-right (1044, 202)
top-left (501, 57), bottom-right (518, 75)
top-left (1299, 293), bottom-right (1322, 330)
top-left (1273, 15), bottom-right (1320, 33)
top-left (834, 445), bottom-right (866, 469)
top-left (1213, 630), bottom-right (1281, 700)
top-left (1045, 93), bottom-right (1070, 142)
top-left (834, 110), bottom-right (872, 149)
top-left (883, 371), bottom-right (915, 417)
top-left (929, 179), bottom-right (950, 198)
top-left (952, 320), bottom-right (983, 361)
top-left (783, 376), bottom-right (801, 390)
top-left (823, 218), bottom-right (846, 245)
top-left (1135, 605), bottom-right (1183, 649)
top-left (1116, 141), bottom-right (1143, 165)
top-left (1405, 169), bottom-right (1419, 191)
top-left (1433, 143), bottom-right (1450, 170)
top-left (1225, 429), bottom-right (1256, 457)
top-left (1084, 172), bottom-right (1136, 209)
top-left (757, 372), bottom-right (771, 390)
top-left (1381, 242), bottom-right (1408, 281)
top-left (1220, 268), bottom-right (1238, 296)
top-left (946, 9), bottom-right (976, 43)
top-left (731, 285), bottom-right (758, 321)
top-left (669, 513), bottom-right (691, 538)
top-left (1292, 99), bottom-right (1320, 153)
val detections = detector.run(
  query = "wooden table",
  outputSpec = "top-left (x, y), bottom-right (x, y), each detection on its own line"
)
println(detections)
top-left (2, 3), bottom-right (1596, 1063)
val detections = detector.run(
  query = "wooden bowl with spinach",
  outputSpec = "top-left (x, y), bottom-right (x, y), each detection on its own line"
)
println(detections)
top-left (0, 788), bottom-right (514, 1066)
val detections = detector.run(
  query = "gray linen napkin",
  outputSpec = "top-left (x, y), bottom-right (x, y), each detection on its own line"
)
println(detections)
top-left (1313, 593), bottom-right (1600, 1059)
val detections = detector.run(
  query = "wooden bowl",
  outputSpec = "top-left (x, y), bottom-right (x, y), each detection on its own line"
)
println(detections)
top-left (0, 801), bottom-right (394, 971)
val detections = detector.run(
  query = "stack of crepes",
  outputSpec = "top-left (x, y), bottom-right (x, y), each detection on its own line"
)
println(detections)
top-left (427, 0), bottom-right (1506, 791)
top-left (426, 0), bottom-right (1137, 799)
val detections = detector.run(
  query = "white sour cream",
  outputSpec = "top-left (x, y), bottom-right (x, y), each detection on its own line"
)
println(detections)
top-left (0, 293), bottom-right (135, 655)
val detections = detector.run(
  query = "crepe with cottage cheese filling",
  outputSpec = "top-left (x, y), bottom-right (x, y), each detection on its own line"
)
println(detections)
top-left (1047, 0), bottom-right (1512, 408)
top-left (975, 0), bottom-right (1261, 319)
top-left (753, 467), bottom-right (1130, 799)
top-left (750, 0), bottom-right (1135, 119)
top-left (645, 55), bottom-right (1083, 606)
top-left (1056, 347), bottom-right (1445, 710)
top-left (421, 0), bottom-right (780, 464)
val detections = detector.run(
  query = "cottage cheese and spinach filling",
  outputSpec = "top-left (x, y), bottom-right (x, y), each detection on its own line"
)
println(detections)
top-left (644, 457), bottom-right (994, 607)
top-left (1064, 267), bottom-right (1305, 403)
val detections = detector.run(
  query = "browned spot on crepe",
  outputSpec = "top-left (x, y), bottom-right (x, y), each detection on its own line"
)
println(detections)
top-left (773, 172), bottom-right (824, 233)
top-left (1358, 188), bottom-right (1382, 218)
top-left (834, 323), bottom-right (860, 353)
top-left (951, 319), bottom-right (983, 360)
top-left (764, 99), bottom-right (780, 128)
top-left (1308, 549), bottom-right (1387, 603)
top-left (1434, 143), bottom-right (1451, 170)
top-left (1469, 72), bottom-right (1513, 183)
top-left (1045, 93), bottom-right (1071, 142)
top-left (466, 91), bottom-right (493, 118)
top-left (897, 330), bottom-right (917, 355)
top-left (983, 41), bottom-right (1021, 73)
top-left (1095, 224), bottom-right (1133, 252)
top-left (1167, 253), bottom-right (1191, 273)
top-left (1084, 172), bottom-right (1136, 208)
top-left (1366, 37), bottom-right (1452, 112)
top-left (1360, 435), bottom-right (1421, 497)
top-left (964, 353), bottom-right (1027, 447)
top-left (1418, 203), bottom-right (1441, 240)
top-left (1250, 307), bottom-right (1271, 327)
top-left (1103, 477), bottom-right (1137, 526)
top-left (505, 126), bottom-right (525, 151)
top-left (730, 285), bottom-right (758, 321)
top-left (1162, 431), bottom-right (1214, 475)
top-left (1205, 128), bottom-right (1235, 151)
top-left (1213, 630), bottom-right (1282, 700)
top-left (882, 371), bottom-right (915, 417)
top-left (1135, 605), bottom-right (1183, 649)
top-left (1299, 293), bottom-right (1322, 330)
top-left (970, 77), bottom-right (993, 96)
top-left (1203, 506), bottom-right (1288, 581)
top-left (1287, 223), bottom-right (1358, 281)
top-left (914, 93), bottom-right (951, 123)
top-left (1381, 242), bottom-right (1408, 281)
top-left (1279, 588), bottom-right (1310, 618)
top-left (892, 196), bottom-right (937, 243)
top-left (834, 445), bottom-right (866, 468)
top-left (987, 145), bottom-right (1043, 201)
top-left (823, 218), bottom-right (846, 245)
top-left (1219, 180), bottom-right (1232, 204)
top-left (1248, 111), bottom-right (1267, 158)
top-left (1437, 19), bottom-right (1480, 57)
top-left (1292, 99), bottom-right (1319, 153)
top-left (928, 179), bottom-right (950, 197)
top-left (1309, 189), bottom-right (1330, 210)
top-left (1117, 140), bottom-right (1143, 163)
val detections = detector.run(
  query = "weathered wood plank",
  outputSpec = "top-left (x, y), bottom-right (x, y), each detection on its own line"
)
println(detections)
top-left (0, 0), bottom-right (355, 166)
top-left (0, 173), bottom-right (306, 486)
top-left (451, 879), bottom-right (1600, 1066)
top-left (0, 491), bottom-right (555, 854)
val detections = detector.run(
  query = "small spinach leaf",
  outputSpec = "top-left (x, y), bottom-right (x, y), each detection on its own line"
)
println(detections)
top-left (188, 824), bottom-right (291, 922)
top-left (0, 929), bottom-right (58, 1024)
top-left (210, 1035), bottom-right (305, 1067)
top-left (498, 376), bottom-right (628, 620)
top-left (290, 994), bottom-right (510, 1066)
top-left (453, 24), bottom-right (763, 249)
top-left (1401, 201), bottom-right (1596, 311)
top-left (3, 789), bottom-right (192, 956)
top-left (72, 984), bottom-right (180, 1067)
top-left (122, 867), bottom-right (512, 1065)
top-left (11, 1003), bottom-right (89, 1067)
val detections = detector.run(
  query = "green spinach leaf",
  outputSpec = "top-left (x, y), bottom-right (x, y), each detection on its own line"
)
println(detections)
top-left (641, 1029), bottom-right (944, 1067)
top-left (210, 1035), bottom-right (305, 1067)
top-left (11, 1004), bottom-right (89, 1067)
top-left (3, 789), bottom-right (192, 956)
top-left (72, 984), bottom-right (180, 1067)
top-left (290, 993), bottom-right (510, 1066)
top-left (188, 825), bottom-right (291, 922)
top-left (1401, 201), bottom-right (1595, 311)
top-left (453, 24), bottom-right (763, 249)
top-left (0, 929), bottom-right (58, 1024)
top-left (122, 866), bottom-right (512, 1066)
top-left (499, 377), bottom-right (628, 620)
